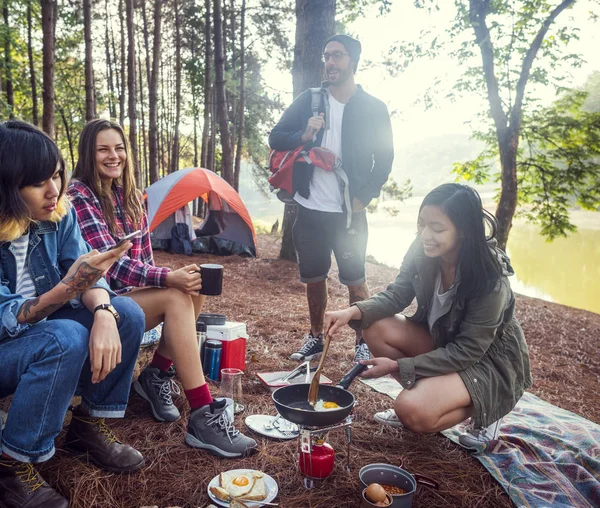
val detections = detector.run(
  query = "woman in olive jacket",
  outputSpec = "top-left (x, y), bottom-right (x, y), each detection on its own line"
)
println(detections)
top-left (325, 183), bottom-right (532, 447)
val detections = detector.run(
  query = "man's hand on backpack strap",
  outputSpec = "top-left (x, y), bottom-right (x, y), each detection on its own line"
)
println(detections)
top-left (301, 113), bottom-right (325, 143)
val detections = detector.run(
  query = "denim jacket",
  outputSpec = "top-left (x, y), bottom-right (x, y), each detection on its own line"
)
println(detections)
top-left (0, 206), bottom-right (113, 341)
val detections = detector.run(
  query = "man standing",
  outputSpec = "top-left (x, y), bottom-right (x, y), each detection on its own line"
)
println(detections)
top-left (269, 34), bottom-right (394, 362)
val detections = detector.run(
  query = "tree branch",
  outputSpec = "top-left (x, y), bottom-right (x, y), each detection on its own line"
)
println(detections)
top-left (510, 0), bottom-right (576, 131)
top-left (469, 0), bottom-right (508, 136)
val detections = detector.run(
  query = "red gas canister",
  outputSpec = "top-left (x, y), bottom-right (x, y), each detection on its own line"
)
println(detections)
top-left (299, 440), bottom-right (335, 479)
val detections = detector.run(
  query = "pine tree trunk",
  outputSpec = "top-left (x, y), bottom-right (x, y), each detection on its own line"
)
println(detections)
top-left (208, 86), bottom-right (216, 170)
top-left (41, 0), bottom-right (56, 137)
top-left (83, 0), bottom-right (96, 120)
top-left (213, 0), bottom-right (233, 183)
top-left (200, 0), bottom-right (211, 169)
top-left (233, 0), bottom-right (245, 191)
top-left (110, 8), bottom-right (121, 119)
top-left (3, 0), bottom-right (14, 118)
top-left (125, 0), bottom-right (139, 186)
top-left (191, 29), bottom-right (199, 167)
top-left (27, 0), bottom-right (38, 125)
top-left (280, 0), bottom-right (335, 261)
top-left (104, 0), bottom-right (117, 119)
top-left (148, 0), bottom-right (161, 184)
top-left (119, 0), bottom-right (126, 125)
top-left (170, 0), bottom-right (182, 175)
top-left (137, 42), bottom-right (147, 186)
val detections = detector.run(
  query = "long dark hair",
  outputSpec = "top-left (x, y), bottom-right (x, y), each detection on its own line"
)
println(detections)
top-left (419, 183), bottom-right (503, 300)
top-left (0, 120), bottom-right (69, 241)
top-left (72, 119), bottom-right (142, 235)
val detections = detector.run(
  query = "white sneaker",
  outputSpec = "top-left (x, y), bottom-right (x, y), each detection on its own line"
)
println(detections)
top-left (374, 408), bottom-right (404, 428)
top-left (458, 418), bottom-right (502, 448)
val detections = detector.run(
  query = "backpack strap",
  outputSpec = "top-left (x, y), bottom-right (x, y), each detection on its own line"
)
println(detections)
top-left (309, 86), bottom-right (329, 142)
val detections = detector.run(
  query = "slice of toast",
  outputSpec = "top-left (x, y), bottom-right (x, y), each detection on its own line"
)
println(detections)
top-left (209, 485), bottom-right (230, 501)
top-left (230, 500), bottom-right (251, 508)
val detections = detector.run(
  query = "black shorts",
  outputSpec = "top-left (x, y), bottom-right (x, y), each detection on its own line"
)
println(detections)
top-left (292, 206), bottom-right (368, 286)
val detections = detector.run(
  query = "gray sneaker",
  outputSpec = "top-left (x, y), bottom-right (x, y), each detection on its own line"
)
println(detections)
top-left (133, 366), bottom-right (181, 422)
top-left (185, 399), bottom-right (257, 458)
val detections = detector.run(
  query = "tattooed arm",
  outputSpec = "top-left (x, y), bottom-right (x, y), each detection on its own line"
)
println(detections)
top-left (16, 244), bottom-right (132, 325)
top-left (16, 283), bottom-right (74, 324)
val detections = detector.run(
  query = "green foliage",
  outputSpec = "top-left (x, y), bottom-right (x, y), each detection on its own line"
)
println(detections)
top-left (455, 89), bottom-right (600, 240)
top-left (381, 0), bottom-right (599, 242)
top-left (366, 176), bottom-right (413, 215)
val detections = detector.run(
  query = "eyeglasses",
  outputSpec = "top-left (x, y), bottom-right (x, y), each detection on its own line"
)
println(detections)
top-left (321, 51), bottom-right (349, 63)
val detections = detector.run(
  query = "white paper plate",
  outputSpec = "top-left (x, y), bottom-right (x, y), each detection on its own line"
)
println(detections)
top-left (245, 414), bottom-right (299, 440)
top-left (207, 469), bottom-right (278, 507)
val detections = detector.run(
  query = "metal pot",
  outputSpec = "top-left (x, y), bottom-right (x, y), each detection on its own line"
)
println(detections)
top-left (359, 463), bottom-right (438, 508)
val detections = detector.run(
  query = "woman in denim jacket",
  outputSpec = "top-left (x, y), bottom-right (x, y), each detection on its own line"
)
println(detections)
top-left (0, 121), bottom-right (146, 507)
top-left (325, 184), bottom-right (532, 448)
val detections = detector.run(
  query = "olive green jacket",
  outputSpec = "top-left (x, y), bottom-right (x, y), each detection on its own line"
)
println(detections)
top-left (353, 238), bottom-right (532, 428)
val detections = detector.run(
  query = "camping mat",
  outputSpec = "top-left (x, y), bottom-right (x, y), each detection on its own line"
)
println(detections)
top-left (441, 392), bottom-right (600, 508)
top-left (359, 378), bottom-right (600, 507)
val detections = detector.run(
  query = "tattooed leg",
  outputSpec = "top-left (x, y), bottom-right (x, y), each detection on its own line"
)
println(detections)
top-left (61, 261), bottom-right (104, 295)
top-left (307, 280), bottom-right (327, 336)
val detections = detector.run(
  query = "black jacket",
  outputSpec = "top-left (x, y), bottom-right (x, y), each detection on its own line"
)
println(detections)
top-left (268, 85), bottom-right (394, 207)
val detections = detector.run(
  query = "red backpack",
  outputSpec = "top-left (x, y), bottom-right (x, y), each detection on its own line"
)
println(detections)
top-left (268, 88), bottom-right (337, 203)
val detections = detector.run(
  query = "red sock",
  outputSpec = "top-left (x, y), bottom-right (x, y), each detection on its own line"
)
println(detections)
top-left (185, 383), bottom-right (213, 410)
top-left (150, 350), bottom-right (173, 372)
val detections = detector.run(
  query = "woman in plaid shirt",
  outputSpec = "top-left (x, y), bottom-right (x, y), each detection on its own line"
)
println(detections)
top-left (68, 119), bottom-right (257, 459)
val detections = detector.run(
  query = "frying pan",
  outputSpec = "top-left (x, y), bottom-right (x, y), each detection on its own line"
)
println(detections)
top-left (272, 363), bottom-right (367, 427)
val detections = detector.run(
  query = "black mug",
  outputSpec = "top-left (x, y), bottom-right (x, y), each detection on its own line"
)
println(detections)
top-left (199, 263), bottom-right (223, 296)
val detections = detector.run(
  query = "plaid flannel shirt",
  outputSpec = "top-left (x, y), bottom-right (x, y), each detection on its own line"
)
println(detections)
top-left (67, 180), bottom-right (169, 293)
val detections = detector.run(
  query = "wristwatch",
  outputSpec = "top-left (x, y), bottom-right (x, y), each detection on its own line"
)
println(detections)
top-left (93, 303), bottom-right (120, 324)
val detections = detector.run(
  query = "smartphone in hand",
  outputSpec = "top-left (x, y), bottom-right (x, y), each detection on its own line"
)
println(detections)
top-left (112, 230), bottom-right (142, 249)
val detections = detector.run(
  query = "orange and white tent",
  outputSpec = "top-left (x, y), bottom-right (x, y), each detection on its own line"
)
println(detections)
top-left (145, 167), bottom-right (256, 256)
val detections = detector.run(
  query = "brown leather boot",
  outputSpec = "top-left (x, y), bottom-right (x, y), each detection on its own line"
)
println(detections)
top-left (64, 411), bottom-right (144, 473)
top-left (0, 458), bottom-right (69, 508)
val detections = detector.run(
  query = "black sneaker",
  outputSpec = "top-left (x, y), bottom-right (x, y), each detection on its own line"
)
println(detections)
top-left (289, 332), bottom-right (324, 361)
top-left (0, 458), bottom-right (69, 508)
top-left (185, 399), bottom-right (257, 458)
top-left (133, 366), bottom-right (181, 422)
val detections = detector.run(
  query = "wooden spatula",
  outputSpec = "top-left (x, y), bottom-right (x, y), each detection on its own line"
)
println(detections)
top-left (307, 332), bottom-right (332, 407)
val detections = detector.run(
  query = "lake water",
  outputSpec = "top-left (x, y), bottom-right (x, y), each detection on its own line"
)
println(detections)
top-left (243, 193), bottom-right (600, 315)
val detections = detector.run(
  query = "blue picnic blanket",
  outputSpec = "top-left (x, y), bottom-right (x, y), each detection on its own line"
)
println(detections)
top-left (442, 392), bottom-right (600, 507)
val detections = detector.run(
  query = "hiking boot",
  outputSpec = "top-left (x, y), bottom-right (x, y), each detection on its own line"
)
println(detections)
top-left (133, 366), bottom-right (181, 422)
top-left (289, 332), bottom-right (324, 361)
top-left (374, 408), bottom-right (404, 428)
top-left (458, 418), bottom-right (502, 449)
top-left (353, 340), bottom-right (371, 363)
top-left (64, 410), bottom-right (145, 473)
top-left (185, 399), bottom-right (257, 458)
top-left (0, 458), bottom-right (69, 508)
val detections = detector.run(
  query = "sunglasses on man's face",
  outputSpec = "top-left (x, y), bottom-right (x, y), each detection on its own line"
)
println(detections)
top-left (321, 51), bottom-right (349, 63)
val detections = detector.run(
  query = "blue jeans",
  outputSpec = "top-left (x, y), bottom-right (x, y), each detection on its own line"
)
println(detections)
top-left (0, 296), bottom-right (144, 463)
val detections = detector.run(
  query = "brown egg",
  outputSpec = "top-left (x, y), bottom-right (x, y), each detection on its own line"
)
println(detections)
top-left (365, 483), bottom-right (387, 503)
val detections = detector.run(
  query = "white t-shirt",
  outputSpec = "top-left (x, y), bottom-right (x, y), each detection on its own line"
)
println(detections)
top-left (294, 91), bottom-right (344, 213)
top-left (428, 269), bottom-right (458, 333)
top-left (13, 233), bottom-right (37, 298)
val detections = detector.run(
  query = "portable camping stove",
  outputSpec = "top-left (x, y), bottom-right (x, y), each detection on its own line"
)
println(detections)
top-left (297, 416), bottom-right (353, 488)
